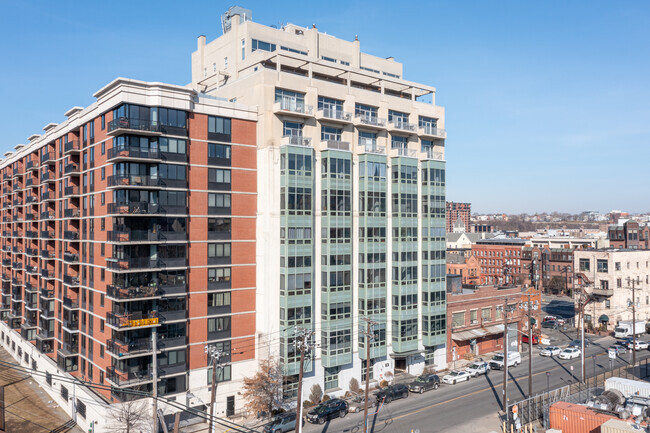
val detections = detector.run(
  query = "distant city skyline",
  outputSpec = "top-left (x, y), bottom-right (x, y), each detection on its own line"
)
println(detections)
top-left (1, 1), bottom-right (649, 212)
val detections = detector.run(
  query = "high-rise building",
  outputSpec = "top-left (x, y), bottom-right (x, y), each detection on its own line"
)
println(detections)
top-left (192, 8), bottom-right (447, 396)
top-left (0, 78), bottom-right (258, 428)
top-left (446, 201), bottom-right (471, 233)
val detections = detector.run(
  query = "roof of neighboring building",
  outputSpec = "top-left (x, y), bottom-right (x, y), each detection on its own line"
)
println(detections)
top-left (447, 232), bottom-right (483, 243)
top-left (475, 238), bottom-right (527, 246)
top-left (447, 255), bottom-right (467, 265)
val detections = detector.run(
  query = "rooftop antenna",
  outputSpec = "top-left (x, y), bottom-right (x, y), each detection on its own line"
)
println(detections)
top-left (221, 6), bottom-right (252, 34)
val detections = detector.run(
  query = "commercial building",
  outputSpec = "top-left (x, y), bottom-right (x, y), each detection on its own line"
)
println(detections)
top-left (191, 7), bottom-right (447, 397)
top-left (0, 78), bottom-right (258, 426)
top-left (574, 249), bottom-right (650, 330)
top-left (446, 254), bottom-right (481, 286)
top-left (471, 238), bottom-right (526, 286)
top-left (446, 202), bottom-right (471, 233)
top-left (447, 285), bottom-right (538, 365)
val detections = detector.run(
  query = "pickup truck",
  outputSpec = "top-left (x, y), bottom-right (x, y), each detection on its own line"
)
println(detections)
top-left (488, 352), bottom-right (521, 370)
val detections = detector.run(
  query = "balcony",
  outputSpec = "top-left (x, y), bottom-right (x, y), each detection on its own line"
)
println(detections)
top-left (25, 283), bottom-right (38, 293)
top-left (106, 311), bottom-right (160, 330)
top-left (25, 178), bottom-right (33, 187)
top-left (63, 296), bottom-right (80, 310)
top-left (108, 146), bottom-right (161, 162)
top-left (108, 117), bottom-right (162, 137)
top-left (41, 230), bottom-right (55, 239)
top-left (25, 196), bottom-right (36, 204)
top-left (107, 202), bottom-right (187, 215)
top-left (107, 175), bottom-right (170, 188)
top-left (1, 274), bottom-right (9, 282)
top-left (36, 329), bottom-right (55, 339)
top-left (25, 299), bottom-right (38, 310)
top-left (62, 318), bottom-right (79, 332)
top-left (64, 140), bottom-right (80, 154)
top-left (25, 161), bottom-right (38, 171)
top-left (40, 152), bottom-right (53, 163)
top-left (40, 288), bottom-right (55, 299)
top-left (319, 140), bottom-right (350, 152)
top-left (41, 210), bottom-right (55, 220)
top-left (64, 163), bottom-right (80, 175)
top-left (1, 259), bottom-right (9, 267)
top-left (41, 191), bottom-right (54, 201)
top-left (419, 124), bottom-right (446, 139)
top-left (41, 269), bottom-right (54, 279)
top-left (12, 262), bottom-right (23, 271)
top-left (106, 285), bottom-right (162, 301)
top-left (388, 118), bottom-right (416, 133)
top-left (26, 230), bottom-right (38, 239)
top-left (41, 249), bottom-right (55, 259)
top-left (63, 252), bottom-right (79, 264)
top-left (25, 265), bottom-right (38, 275)
top-left (40, 307), bottom-right (55, 319)
top-left (592, 288), bottom-right (614, 297)
top-left (316, 108), bottom-right (352, 124)
top-left (107, 229), bottom-right (187, 243)
top-left (63, 275), bottom-right (80, 287)
top-left (58, 343), bottom-right (79, 356)
top-left (64, 230), bottom-right (79, 240)
top-left (421, 147), bottom-right (444, 161)
top-left (106, 338), bottom-right (153, 357)
top-left (106, 366), bottom-right (153, 387)
top-left (273, 100), bottom-right (314, 118)
top-left (41, 172), bottom-right (54, 183)
top-left (64, 208), bottom-right (80, 218)
top-left (354, 113), bottom-right (387, 129)
top-left (64, 186), bottom-right (80, 197)
top-left (107, 257), bottom-right (183, 271)
top-left (12, 199), bottom-right (21, 206)
top-left (390, 146), bottom-right (417, 158)
top-left (358, 139), bottom-right (385, 155)
top-left (281, 135), bottom-right (312, 147)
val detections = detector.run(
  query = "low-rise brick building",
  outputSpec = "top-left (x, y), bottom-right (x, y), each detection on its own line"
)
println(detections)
top-left (446, 285), bottom-right (540, 365)
top-left (471, 238), bottom-right (526, 286)
top-left (521, 246), bottom-right (574, 295)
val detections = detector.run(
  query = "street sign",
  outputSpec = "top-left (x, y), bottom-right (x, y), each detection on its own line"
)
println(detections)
top-left (512, 404), bottom-right (518, 415)
top-left (609, 350), bottom-right (616, 359)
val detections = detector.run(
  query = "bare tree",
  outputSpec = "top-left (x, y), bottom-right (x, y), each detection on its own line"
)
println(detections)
top-left (242, 356), bottom-right (283, 417)
top-left (105, 399), bottom-right (153, 433)
top-left (348, 378), bottom-right (360, 394)
top-left (309, 384), bottom-right (323, 404)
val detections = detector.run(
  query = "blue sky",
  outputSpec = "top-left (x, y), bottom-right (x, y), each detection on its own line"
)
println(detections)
top-left (1, 1), bottom-right (649, 214)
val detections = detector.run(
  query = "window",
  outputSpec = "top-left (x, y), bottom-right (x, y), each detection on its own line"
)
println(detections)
top-left (597, 259), bottom-right (608, 273)
top-left (324, 367), bottom-right (339, 391)
top-left (251, 39), bottom-right (276, 52)
top-left (615, 262), bottom-right (621, 271)
top-left (208, 116), bottom-right (231, 135)
top-left (207, 365), bottom-right (232, 384)
top-left (241, 39), bottom-right (245, 60)
top-left (208, 193), bottom-right (231, 208)
top-left (208, 143), bottom-right (231, 159)
top-left (605, 299), bottom-right (610, 308)
top-left (482, 308), bottom-right (491, 322)
top-left (451, 312), bottom-right (465, 328)
top-left (159, 137), bottom-right (187, 154)
top-left (208, 267), bottom-right (231, 282)
top-left (600, 280), bottom-right (609, 290)
top-left (208, 168), bottom-right (231, 184)
top-left (579, 258), bottom-right (590, 272)
top-left (101, 114), bottom-right (105, 130)
top-left (321, 126), bottom-right (342, 142)
top-left (208, 317), bottom-right (231, 332)
top-left (208, 218), bottom-right (231, 235)
top-left (470, 310), bottom-right (477, 324)
top-left (208, 292), bottom-right (231, 307)
top-left (617, 278), bottom-right (622, 288)
top-left (208, 243), bottom-right (231, 258)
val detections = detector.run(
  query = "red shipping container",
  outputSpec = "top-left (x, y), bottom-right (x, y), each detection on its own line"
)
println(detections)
top-left (550, 401), bottom-right (620, 433)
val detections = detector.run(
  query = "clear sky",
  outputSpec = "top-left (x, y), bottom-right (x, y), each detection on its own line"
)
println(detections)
top-left (1, 1), bottom-right (649, 214)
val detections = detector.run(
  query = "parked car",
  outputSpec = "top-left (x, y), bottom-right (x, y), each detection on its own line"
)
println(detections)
top-left (544, 315), bottom-right (565, 326)
top-left (542, 320), bottom-right (558, 329)
top-left (306, 399), bottom-right (349, 424)
top-left (441, 370), bottom-right (471, 384)
top-left (627, 340), bottom-right (649, 351)
top-left (539, 346), bottom-right (562, 357)
top-left (263, 412), bottom-right (303, 433)
top-left (558, 347), bottom-right (581, 360)
top-left (347, 394), bottom-right (371, 413)
top-left (569, 339), bottom-right (591, 348)
top-left (608, 344), bottom-right (627, 355)
top-left (408, 374), bottom-right (440, 393)
top-left (522, 334), bottom-right (541, 345)
top-left (465, 361), bottom-right (490, 377)
top-left (489, 352), bottom-right (521, 370)
top-left (374, 384), bottom-right (409, 405)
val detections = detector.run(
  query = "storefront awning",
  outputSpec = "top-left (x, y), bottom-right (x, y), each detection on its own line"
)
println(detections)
top-left (599, 315), bottom-right (610, 322)
top-left (452, 328), bottom-right (487, 341)
top-left (389, 349), bottom-right (423, 359)
top-left (484, 324), bottom-right (505, 335)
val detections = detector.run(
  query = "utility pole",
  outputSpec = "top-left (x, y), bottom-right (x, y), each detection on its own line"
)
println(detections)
top-left (294, 327), bottom-right (313, 433)
top-left (360, 317), bottom-right (378, 433)
top-left (502, 297), bottom-right (509, 425)
top-left (527, 294), bottom-right (533, 398)
top-left (632, 279), bottom-right (637, 366)
top-left (152, 327), bottom-right (158, 433)
top-left (206, 345), bottom-right (225, 433)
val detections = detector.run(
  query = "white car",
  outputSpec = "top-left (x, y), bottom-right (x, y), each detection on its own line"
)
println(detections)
top-left (540, 346), bottom-right (562, 357)
top-left (558, 347), bottom-right (581, 360)
top-left (627, 340), bottom-right (649, 351)
top-left (465, 361), bottom-right (490, 377)
top-left (441, 370), bottom-right (471, 385)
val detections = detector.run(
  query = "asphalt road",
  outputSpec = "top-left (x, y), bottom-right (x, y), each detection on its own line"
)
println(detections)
top-left (300, 306), bottom-right (650, 432)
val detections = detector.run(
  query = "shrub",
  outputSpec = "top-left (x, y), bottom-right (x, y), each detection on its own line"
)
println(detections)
top-left (321, 394), bottom-right (330, 402)
top-left (379, 380), bottom-right (388, 388)
top-left (349, 378), bottom-right (360, 394)
top-left (309, 384), bottom-right (323, 404)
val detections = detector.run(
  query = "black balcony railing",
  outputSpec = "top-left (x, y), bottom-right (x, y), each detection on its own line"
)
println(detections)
top-left (63, 319), bottom-right (79, 331)
top-left (26, 230), bottom-right (38, 238)
top-left (106, 311), bottom-right (160, 329)
top-left (107, 229), bottom-right (187, 242)
top-left (108, 146), bottom-right (161, 161)
top-left (64, 208), bottom-right (80, 218)
top-left (41, 249), bottom-right (55, 259)
top-left (40, 152), bottom-right (53, 163)
top-left (107, 338), bottom-right (153, 356)
top-left (64, 230), bottom-right (79, 240)
top-left (64, 186), bottom-right (80, 196)
top-left (107, 175), bottom-right (171, 188)
top-left (41, 230), bottom-right (55, 239)
top-left (41, 269), bottom-right (53, 279)
top-left (64, 164), bottom-right (80, 175)
top-left (63, 252), bottom-right (79, 263)
top-left (107, 202), bottom-right (187, 215)
top-left (63, 296), bottom-right (79, 309)
top-left (64, 140), bottom-right (80, 153)
top-left (106, 285), bottom-right (161, 301)
top-left (106, 366), bottom-right (153, 386)
top-left (63, 275), bottom-right (80, 286)
top-left (40, 288), bottom-right (55, 298)
top-left (108, 118), bottom-right (161, 134)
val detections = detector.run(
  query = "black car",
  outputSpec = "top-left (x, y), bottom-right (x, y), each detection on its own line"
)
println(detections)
top-left (408, 374), bottom-right (440, 394)
top-left (306, 399), bottom-right (349, 425)
top-left (542, 320), bottom-right (558, 329)
top-left (374, 383), bottom-right (409, 405)
top-left (569, 339), bottom-right (591, 348)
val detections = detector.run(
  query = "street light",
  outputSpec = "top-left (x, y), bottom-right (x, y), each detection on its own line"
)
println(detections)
top-left (592, 356), bottom-right (597, 387)
top-left (546, 371), bottom-right (550, 394)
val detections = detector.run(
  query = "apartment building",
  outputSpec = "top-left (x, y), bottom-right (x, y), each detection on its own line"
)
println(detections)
top-left (521, 246), bottom-right (574, 294)
top-left (191, 7), bottom-right (447, 396)
top-left (574, 249), bottom-right (650, 330)
top-left (471, 238), bottom-right (526, 286)
top-left (0, 78), bottom-right (258, 426)
top-left (446, 201), bottom-right (471, 233)
top-left (608, 220), bottom-right (650, 249)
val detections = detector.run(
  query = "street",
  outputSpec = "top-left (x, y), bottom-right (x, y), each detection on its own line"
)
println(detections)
top-left (301, 297), bottom-right (650, 433)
